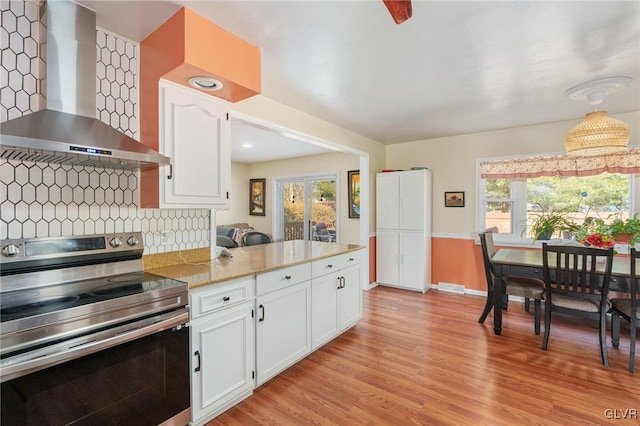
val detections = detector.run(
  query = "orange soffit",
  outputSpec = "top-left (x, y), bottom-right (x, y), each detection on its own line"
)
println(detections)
top-left (145, 7), bottom-right (261, 103)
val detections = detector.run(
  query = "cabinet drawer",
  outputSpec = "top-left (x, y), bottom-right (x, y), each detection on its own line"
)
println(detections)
top-left (257, 263), bottom-right (311, 296)
top-left (190, 277), bottom-right (255, 319)
top-left (497, 264), bottom-right (543, 279)
top-left (312, 251), bottom-right (361, 278)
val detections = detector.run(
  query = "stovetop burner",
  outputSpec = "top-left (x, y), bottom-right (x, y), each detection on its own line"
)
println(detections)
top-left (1, 296), bottom-right (81, 318)
top-left (0, 272), bottom-right (185, 323)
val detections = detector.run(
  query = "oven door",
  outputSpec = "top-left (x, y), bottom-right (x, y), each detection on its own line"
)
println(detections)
top-left (0, 313), bottom-right (190, 426)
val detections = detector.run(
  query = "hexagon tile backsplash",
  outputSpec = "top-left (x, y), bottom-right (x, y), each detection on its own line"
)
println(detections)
top-left (1, 1), bottom-right (210, 254)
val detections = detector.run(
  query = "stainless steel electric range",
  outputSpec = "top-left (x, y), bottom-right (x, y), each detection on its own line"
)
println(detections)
top-left (0, 232), bottom-right (191, 426)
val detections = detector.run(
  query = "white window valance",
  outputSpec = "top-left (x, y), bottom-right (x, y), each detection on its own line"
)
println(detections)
top-left (480, 149), bottom-right (640, 179)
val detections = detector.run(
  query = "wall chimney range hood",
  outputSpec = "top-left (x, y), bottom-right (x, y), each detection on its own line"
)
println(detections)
top-left (0, 0), bottom-right (170, 170)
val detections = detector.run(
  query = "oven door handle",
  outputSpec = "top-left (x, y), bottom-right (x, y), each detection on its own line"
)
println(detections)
top-left (1, 309), bottom-right (189, 383)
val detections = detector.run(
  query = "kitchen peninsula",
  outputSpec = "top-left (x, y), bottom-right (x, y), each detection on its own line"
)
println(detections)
top-left (145, 240), bottom-right (363, 288)
top-left (145, 241), bottom-right (364, 425)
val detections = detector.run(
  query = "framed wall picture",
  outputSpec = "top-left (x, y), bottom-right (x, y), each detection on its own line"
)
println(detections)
top-left (348, 170), bottom-right (360, 218)
top-left (249, 178), bottom-right (266, 216)
top-left (445, 191), bottom-right (465, 208)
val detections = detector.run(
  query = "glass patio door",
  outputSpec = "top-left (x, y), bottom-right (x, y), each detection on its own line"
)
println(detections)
top-left (278, 175), bottom-right (337, 242)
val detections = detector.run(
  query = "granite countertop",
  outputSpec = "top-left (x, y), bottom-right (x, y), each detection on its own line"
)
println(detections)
top-left (146, 241), bottom-right (364, 289)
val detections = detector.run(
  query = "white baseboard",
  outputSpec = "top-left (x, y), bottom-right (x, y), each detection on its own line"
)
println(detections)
top-left (365, 282), bottom-right (379, 291)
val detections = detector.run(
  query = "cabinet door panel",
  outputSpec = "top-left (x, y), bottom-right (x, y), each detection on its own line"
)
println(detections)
top-left (160, 81), bottom-right (230, 207)
top-left (172, 103), bottom-right (222, 197)
top-left (399, 232), bottom-right (426, 291)
top-left (256, 282), bottom-right (311, 385)
top-left (311, 273), bottom-right (339, 349)
top-left (399, 172), bottom-right (425, 230)
top-left (376, 173), bottom-right (399, 229)
top-left (376, 230), bottom-right (399, 286)
top-left (339, 266), bottom-right (362, 329)
top-left (191, 302), bottom-right (254, 423)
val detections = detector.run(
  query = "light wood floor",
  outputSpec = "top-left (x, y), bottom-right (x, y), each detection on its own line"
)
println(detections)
top-left (208, 287), bottom-right (639, 425)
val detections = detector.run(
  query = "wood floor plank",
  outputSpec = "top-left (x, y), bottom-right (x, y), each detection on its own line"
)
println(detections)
top-left (208, 287), bottom-right (639, 425)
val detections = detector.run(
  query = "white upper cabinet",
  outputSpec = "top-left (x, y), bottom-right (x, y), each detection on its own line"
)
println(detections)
top-left (159, 80), bottom-right (230, 208)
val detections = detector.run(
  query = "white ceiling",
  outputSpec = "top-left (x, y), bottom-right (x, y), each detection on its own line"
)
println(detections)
top-left (78, 0), bottom-right (640, 161)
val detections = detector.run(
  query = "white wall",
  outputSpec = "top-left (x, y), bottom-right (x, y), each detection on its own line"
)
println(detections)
top-left (215, 161), bottom-right (252, 226)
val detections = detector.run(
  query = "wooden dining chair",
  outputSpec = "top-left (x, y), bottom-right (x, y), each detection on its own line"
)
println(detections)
top-left (541, 243), bottom-right (614, 367)
top-left (610, 248), bottom-right (639, 373)
top-left (478, 231), bottom-right (544, 334)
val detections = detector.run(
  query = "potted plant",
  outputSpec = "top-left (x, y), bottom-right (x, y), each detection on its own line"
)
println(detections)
top-left (528, 210), bottom-right (579, 241)
top-left (607, 214), bottom-right (640, 246)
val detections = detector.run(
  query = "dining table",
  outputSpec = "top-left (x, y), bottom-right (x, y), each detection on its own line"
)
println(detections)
top-left (490, 248), bottom-right (633, 335)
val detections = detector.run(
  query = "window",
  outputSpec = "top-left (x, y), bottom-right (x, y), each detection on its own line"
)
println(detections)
top-left (477, 157), bottom-right (640, 245)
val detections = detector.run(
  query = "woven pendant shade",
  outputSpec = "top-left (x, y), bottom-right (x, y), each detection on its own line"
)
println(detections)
top-left (564, 110), bottom-right (630, 156)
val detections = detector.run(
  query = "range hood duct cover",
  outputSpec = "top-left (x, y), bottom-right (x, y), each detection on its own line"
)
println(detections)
top-left (0, 0), bottom-right (170, 170)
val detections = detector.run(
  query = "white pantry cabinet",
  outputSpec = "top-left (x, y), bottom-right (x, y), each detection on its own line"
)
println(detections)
top-left (159, 79), bottom-right (230, 208)
top-left (311, 253), bottom-right (362, 349)
top-left (255, 265), bottom-right (312, 386)
top-left (190, 278), bottom-right (255, 426)
top-left (376, 170), bottom-right (432, 292)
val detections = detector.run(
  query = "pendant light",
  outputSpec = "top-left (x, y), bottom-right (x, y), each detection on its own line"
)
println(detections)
top-left (563, 77), bottom-right (631, 156)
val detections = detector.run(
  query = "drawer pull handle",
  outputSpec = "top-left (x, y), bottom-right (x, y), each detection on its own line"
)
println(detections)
top-left (348, 258), bottom-right (354, 262)
top-left (285, 275), bottom-right (292, 280)
top-left (223, 296), bottom-right (230, 302)
top-left (327, 264), bottom-right (333, 268)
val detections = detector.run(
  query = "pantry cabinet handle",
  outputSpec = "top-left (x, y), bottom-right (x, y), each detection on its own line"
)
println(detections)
top-left (194, 351), bottom-right (201, 372)
top-left (259, 304), bottom-right (265, 322)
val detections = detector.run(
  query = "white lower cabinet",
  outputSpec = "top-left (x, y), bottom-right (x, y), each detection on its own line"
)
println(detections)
top-left (190, 278), bottom-right (255, 426)
top-left (255, 279), bottom-right (312, 386)
top-left (311, 254), bottom-right (362, 350)
top-left (376, 230), bottom-right (428, 292)
top-left (189, 249), bottom-right (363, 422)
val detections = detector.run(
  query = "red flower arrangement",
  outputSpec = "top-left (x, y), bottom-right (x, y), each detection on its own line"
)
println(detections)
top-left (582, 233), bottom-right (615, 249)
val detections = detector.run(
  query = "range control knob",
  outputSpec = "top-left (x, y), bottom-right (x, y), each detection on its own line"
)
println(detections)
top-left (127, 236), bottom-right (139, 247)
top-left (109, 237), bottom-right (122, 248)
top-left (1, 244), bottom-right (20, 257)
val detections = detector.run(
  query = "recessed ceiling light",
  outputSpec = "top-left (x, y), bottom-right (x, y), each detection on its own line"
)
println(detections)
top-left (188, 76), bottom-right (223, 91)
top-left (242, 143), bottom-right (252, 148)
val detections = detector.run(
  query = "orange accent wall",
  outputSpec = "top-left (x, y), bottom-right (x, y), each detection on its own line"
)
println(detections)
top-left (139, 8), bottom-right (261, 208)
top-left (432, 237), bottom-right (485, 291)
